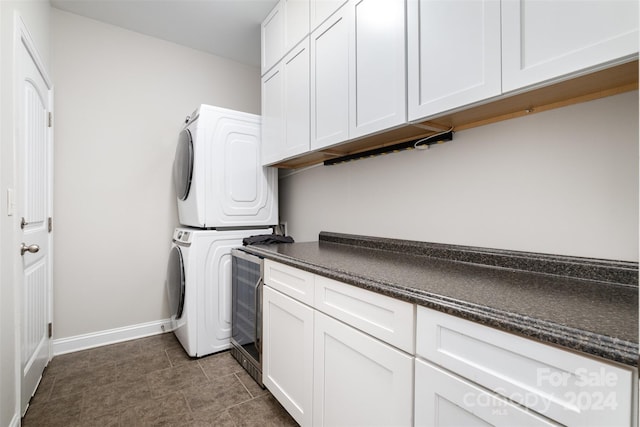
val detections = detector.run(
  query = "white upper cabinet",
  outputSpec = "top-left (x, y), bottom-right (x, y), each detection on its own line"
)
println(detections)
top-left (349, 0), bottom-right (406, 138)
top-left (262, 0), bottom-right (310, 76)
top-left (501, 0), bottom-right (639, 92)
top-left (407, 0), bottom-right (501, 121)
top-left (282, 39), bottom-right (311, 160)
top-left (262, 38), bottom-right (311, 166)
top-left (310, 6), bottom-right (350, 150)
top-left (265, 0), bottom-right (638, 166)
top-left (407, 0), bottom-right (638, 123)
top-left (284, 0), bottom-right (310, 54)
top-left (261, 65), bottom-right (284, 165)
top-left (261, 2), bottom-right (284, 76)
top-left (311, 0), bottom-right (406, 150)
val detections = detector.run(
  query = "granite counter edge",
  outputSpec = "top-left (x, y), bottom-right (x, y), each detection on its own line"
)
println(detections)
top-left (244, 246), bottom-right (638, 367)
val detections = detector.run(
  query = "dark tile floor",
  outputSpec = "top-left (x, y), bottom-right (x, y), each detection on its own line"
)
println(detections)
top-left (22, 333), bottom-right (298, 426)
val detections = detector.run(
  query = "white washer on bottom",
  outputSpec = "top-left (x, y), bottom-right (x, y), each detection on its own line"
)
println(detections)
top-left (165, 226), bottom-right (270, 357)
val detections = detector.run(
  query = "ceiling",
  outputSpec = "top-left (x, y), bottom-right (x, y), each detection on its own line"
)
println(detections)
top-left (50, 0), bottom-right (278, 67)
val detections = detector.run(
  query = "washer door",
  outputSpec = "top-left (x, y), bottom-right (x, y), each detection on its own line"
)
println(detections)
top-left (166, 246), bottom-right (185, 319)
top-left (173, 129), bottom-right (193, 201)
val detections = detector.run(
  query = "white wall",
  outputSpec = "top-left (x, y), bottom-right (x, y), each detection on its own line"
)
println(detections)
top-left (280, 91), bottom-right (639, 262)
top-left (51, 9), bottom-right (260, 340)
top-left (1, 2), bottom-right (51, 425)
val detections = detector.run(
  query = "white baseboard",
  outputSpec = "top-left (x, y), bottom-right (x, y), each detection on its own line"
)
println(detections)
top-left (52, 319), bottom-right (173, 356)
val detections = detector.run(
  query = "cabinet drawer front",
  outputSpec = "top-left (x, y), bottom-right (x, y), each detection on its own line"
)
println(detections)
top-left (264, 260), bottom-right (315, 306)
top-left (416, 307), bottom-right (635, 426)
top-left (415, 359), bottom-right (560, 427)
top-left (315, 275), bottom-right (415, 353)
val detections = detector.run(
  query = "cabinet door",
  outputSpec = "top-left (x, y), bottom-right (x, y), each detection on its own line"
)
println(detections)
top-left (415, 359), bottom-right (560, 427)
top-left (284, 0), bottom-right (310, 53)
top-left (407, 0), bottom-right (501, 121)
top-left (313, 311), bottom-right (413, 427)
top-left (416, 306), bottom-right (635, 427)
top-left (261, 1), bottom-right (284, 76)
top-left (502, 0), bottom-right (639, 92)
top-left (261, 65), bottom-right (284, 166)
top-left (310, 6), bottom-right (350, 150)
top-left (349, 0), bottom-right (406, 138)
top-left (263, 286), bottom-right (314, 426)
top-left (283, 39), bottom-right (311, 159)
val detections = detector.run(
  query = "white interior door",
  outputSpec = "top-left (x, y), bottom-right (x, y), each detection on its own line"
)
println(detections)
top-left (18, 23), bottom-right (53, 415)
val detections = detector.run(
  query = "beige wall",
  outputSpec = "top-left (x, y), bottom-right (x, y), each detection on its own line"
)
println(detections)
top-left (1, 2), bottom-right (51, 425)
top-left (280, 91), bottom-right (639, 262)
top-left (51, 9), bottom-right (260, 340)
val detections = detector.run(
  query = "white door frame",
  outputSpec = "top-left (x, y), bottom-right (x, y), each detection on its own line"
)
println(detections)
top-left (14, 12), bottom-right (54, 417)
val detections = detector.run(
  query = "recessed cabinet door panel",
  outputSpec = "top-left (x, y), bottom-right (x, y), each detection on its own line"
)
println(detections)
top-left (284, 0), bottom-right (310, 53)
top-left (261, 66), bottom-right (284, 166)
top-left (310, 7), bottom-right (350, 150)
top-left (263, 286), bottom-right (314, 426)
top-left (313, 311), bottom-right (413, 427)
top-left (310, 0), bottom-right (348, 31)
top-left (502, 0), bottom-right (639, 92)
top-left (261, 1), bottom-right (284, 75)
top-left (407, 0), bottom-right (501, 121)
top-left (350, 0), bottom-right (406, 137)
top-left (283, 39), bottom-right (310, 159)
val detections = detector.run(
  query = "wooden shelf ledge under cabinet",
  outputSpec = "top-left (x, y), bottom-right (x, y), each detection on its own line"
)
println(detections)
top-left (271, 60), bottom-right (638, 170)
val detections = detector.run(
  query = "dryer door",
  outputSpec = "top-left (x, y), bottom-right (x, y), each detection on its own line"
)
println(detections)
top-left (173, 129), bottom-right (193, 201)
top-left (166, 246), bottom-right (186, 319)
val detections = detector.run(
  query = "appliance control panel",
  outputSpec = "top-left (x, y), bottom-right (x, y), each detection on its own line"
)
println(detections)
top-left (173, 228), bottom-right (192, 245)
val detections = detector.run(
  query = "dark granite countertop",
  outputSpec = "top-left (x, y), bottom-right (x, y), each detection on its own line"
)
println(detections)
top-left (244, 232), bottom-right (639, 367)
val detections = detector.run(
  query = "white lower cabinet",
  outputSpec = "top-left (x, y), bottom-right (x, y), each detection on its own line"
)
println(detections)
top-left (415, 359), bottom-right (559, 427)
top-left (313, 311), bottom-right (414, 427)
top-left (263, 262), bottom-right (637, 426)
top-left (262, 260), bottom-right (414, 426)
top-left (416, 306), bottom-right (637, 427)
top-left (262, 285), bottom-right (314, 426)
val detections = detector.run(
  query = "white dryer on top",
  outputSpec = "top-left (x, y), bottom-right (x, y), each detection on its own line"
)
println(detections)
top-left (173, 104), bottom-right (278, 229)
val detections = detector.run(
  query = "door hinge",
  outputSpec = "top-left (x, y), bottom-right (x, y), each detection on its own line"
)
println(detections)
top-left (48, 322), bottom-right (52, 338)
top-left (48, 217), bottom-right (52, 233)
top-left (48, 112), bottom-right (53, 128)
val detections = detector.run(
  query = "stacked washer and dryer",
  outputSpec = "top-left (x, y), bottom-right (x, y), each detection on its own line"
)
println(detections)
top-left (165, 105), bottom-right (277, 357)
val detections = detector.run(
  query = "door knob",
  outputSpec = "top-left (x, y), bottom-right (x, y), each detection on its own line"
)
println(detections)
top-left (20, 243), bottom-right (40, 256)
